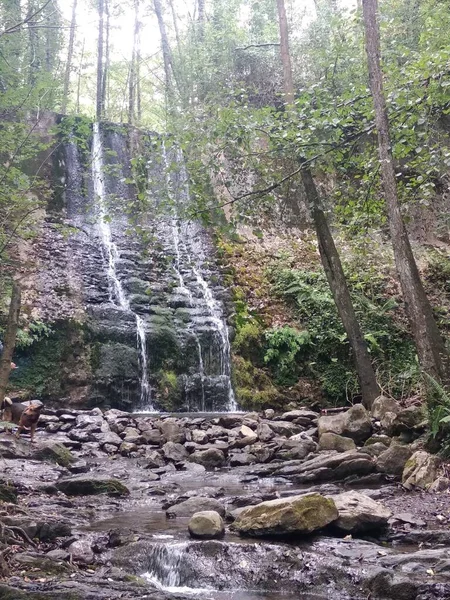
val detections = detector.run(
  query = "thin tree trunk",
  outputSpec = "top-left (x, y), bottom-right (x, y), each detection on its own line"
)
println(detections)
top-left (276, 0), bottom-right (294, 105)
top-left (128, 0), bottom-right (139, 125)
top-left (101, 0), bottom-right (110, 117)
top-left (168, 0), bottom-right (181, 53)
top-left (0, 282), bottom-right (21, 405)
top-left (153, 0), bottom-right (179, 100)
top-left (276, 0), bottom-right (380, 407)
top-left (301, 167), bottom-right (380, 406)
top-left (96, 0), bottom-right (104, 120)
top-left (198, 0), bottom-right (205, 39)
top-left (362, 0), bottom-right (449, 384)
top-left (76, 36), bottom-right (85, 114)
top-left (62, 0), bottom-right (77, 114)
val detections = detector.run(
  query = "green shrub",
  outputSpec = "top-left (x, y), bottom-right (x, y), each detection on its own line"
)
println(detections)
top-left (264, 326), bottom-right (311, 385)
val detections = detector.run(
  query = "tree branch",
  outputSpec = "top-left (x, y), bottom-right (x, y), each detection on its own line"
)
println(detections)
top-left (0, 0), bottom-right (53, 35)
top-left (235, 43), bottom-right (280, 51)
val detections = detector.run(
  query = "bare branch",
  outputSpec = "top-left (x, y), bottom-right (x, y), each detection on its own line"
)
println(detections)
top-left (0, 0), bottom-right (53, 35)
top-left (235, 43), bottom-right (280, 51)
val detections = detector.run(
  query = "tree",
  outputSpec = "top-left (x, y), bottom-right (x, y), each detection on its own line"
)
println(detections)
top-left (62, 0), bottom-right (78, 114)
top-left (0, 282), bottom-right (21, 405)
top-left (96, 0), bottom-right (105, 119)
top-left (362, 0), bottom-right (449, 385)
top-left (276, 0), bottom-right (380, 407)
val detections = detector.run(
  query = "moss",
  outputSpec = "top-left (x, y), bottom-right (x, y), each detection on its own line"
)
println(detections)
top-left (0, 483), bottom-right (17, 504)
top-left (233, 355), bottom-right (280, 410)
top-left (232, 321), bottom-right (265, 365)
top-left (55, 478), bottom-right (130, 496)
top-left (0, 587), bottom-right (82, 600)
top-left (154, 368), bottom-right (180, 410)
top-left (32, 443), bottom-right (75, 467)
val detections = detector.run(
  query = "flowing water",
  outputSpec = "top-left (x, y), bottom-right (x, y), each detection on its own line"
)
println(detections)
top-left (92, 123), bottom-right (154, 411)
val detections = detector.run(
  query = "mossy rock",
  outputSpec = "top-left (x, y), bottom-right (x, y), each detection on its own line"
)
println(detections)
top-left (0, 482), bottom-right (17, 504)
top-left (55, 477), bottom-right (130, 496)
top-left (232, 493), bottom-right (338, 537)
top-left (32, 443), bottom-right (76, 467)
top-left (0, 586), bottom-right (82, 600)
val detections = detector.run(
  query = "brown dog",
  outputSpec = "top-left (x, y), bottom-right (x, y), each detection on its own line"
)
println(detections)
top-left (1, 398), bottom-right (43, 442)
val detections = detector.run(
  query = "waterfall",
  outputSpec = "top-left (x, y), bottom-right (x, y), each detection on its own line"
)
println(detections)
top-left (92, 123), bottom-right (154, 411)
top-left (161, 143), bottom-right (237, 411)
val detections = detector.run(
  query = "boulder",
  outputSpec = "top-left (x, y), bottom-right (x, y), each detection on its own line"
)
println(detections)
top-left (231, 493), bottom-right (338, 537)
top-left (376, 444), bottom-right (412, 477)
top-left (188, 511), bottom-right (225, 539)
top-left (257, 422), bottom-right (275, 442)
top-left (31, 442), bottom-right (75, 467)
top-left (402, 451), bottom-right (441, 490)
top-left (318, 405), bottom-right (372, 444)
top-left (96, 431), bottom-right (123, 447)
top-left (159, 420), bottom-right (185, 443)
top-left (166, 497), bottom-right (225, 518)
top-left (229, 452), bottom-right (256, 466)
top-left (331, 491), bottom-right (392, 533)
top-left (68, 539), bottom-right (94, 565)
top-left (319, 433), bottom-right (356, 452)
top-left (56, 476), bottom-right (129, 496)
top-left (269, 421), bottom-right (303, 437)
top-left (119, 441), bottom-right (138, 455)
top-left (191, 430), bottom-right (209, 444)
top-left (371, 396), bottom-right (400, 420)
top-left (189, 448), bottom-right (226, 468)
top-left (162, 441), bottom-right (188, 462)
top-left (240, 424), bottom-right (258, 443)
top-left (142, 429), bottom-right (162, 445)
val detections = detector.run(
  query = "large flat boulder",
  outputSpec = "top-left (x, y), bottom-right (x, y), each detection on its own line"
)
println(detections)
top-left (318, 405), bottom-right (372, 444)
top-left (331, 491), bottom-right (391, 533)
top-left (56, 476), bottom-right (129, 496)
top-left (231, 493), bottom-right (338, 537)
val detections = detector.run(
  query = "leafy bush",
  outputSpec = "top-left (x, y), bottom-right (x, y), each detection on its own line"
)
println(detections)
top-left (268, 265), bottom-right (418, 402)
top-left (264, 326), bottom-right (311, 385)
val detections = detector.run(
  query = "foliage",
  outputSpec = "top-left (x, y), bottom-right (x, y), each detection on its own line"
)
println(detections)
top-left (232, 355), bottom-right (280, 410)
top-left (264, 326), bottom-right (311, 386)
top-left (15, 320), bottom-right (53, 350)
top-left (424, 372), bottom-right (450, 456)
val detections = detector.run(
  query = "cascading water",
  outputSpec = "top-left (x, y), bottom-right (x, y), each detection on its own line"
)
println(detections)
top-left (92, 123), bottom-right (153, 411)
top-left (161, 143), bottom-right (237, 411)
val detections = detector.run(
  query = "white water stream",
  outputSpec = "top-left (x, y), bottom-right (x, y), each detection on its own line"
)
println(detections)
top-left (92, 123), bottom-right (153, 411)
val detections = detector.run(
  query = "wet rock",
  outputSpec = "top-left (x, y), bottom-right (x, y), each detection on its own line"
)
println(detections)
top-left (365, 435), bottom-right (391, 447)
top-left (0, 483), bottom-right (17, 503)
top-left (119, 441), bottom-right (138, 455)
top-left (252, 443), bottom-right (275, 463)
top-left (366, 569), bottom-right (418, 600)
top-left (232, 493), bottom-right (338, 537)
top-left (402, 451), bottom-right (441, 490)
top-left (331, 491), bottom-right (391, 533)
top-left (142, 429), bottom-right (162, 445)
top-left (12, 552), bottom-right (71, 574)
top-left (217, 415), bottom-right (243, 428)
top-left (229, 452), bottom-right (256, 466)
top-left (188, 510), bottom-right (225, 539)
top-left (359, 442), bottom-right (388, 457)
top-left (162, 441), bottom-right (188, 461)
top-left (189, 448), bottom-right (226, 468)
top-left (371, 396), bottom-right (400, 420)
top-left (141, 449), bottom-right (165, 468)
top-left (159, 420), bottom-right (185, 443)
top-left (96, 431), bottom-right (123, 446)
top-left (256, 422), bottom-right (275, 442)
top-left (376, 444), bottom-right (412, 477)
top-left (75, 414), bottom-right (106, 431)
top-left (269, 421), bottom-right (302, 437)
top-left (31, 442), bottom-right (76, 467)
top-left (56, 476), bottom-right (130, 496)
top-left (68, 459), bottom-right (89, 473)
top-left (318, 405), bottom-right (372, 443)
top-left (166, 497), bottom-right (225, 518)
top-left (68, 539), bottom-right (95, 565)
top-left (319, 433), bottom-right (356, 452)
top-left (274, 437), bottom-right (317, 460)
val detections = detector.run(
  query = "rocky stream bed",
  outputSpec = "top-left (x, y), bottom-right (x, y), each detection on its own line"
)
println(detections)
top-left (0, 398), bottom-right (449, 599)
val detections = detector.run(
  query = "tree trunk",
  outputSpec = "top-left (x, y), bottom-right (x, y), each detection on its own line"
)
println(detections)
top-left (362, 0), bottom-right (449, 384)
top-left (276, 0), bottom-right (294, 105)
top-left (0, 282), bottom-right (21, 405)
top-left (101, 0), bottom-right (110, 116)
top-left (276, 0), bottom-right (380, 407)
top-left (76, 36), bottom-right (85, 114)
top-left (168, 0), bottom-right (181, 52)
top-left (96, 0), bottom-right (104, 120)
top-left (128, 0), bottom-right (139, 125)
top-left (301, 167), bottom-right (380, 407)
top-left (153, 0), bottom-right (181, 102)
top-left (198, 0), bottom-right (205, 39)
top-left (61, 0), bottom-right (77, 114)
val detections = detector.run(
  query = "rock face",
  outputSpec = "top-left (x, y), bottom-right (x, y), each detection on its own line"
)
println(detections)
top-left (232, 494), bottom-right (338, 537)
top-left (318, 405), bottom-right (372, 444)
top-left (402, 451), bottom-right (441, 490)
top-left (319, 433), bottom-right (356, 452)
top-left (188, 511), bottom-right (225, 539)
top-left (376, 444), bottom-right (413, 477)
top-left (331, 491), bottom-right (392, 533)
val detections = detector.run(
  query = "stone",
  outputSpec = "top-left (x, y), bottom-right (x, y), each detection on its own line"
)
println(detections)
top-left (191, 429), bottom-right (209, 444)
top-left (318, 405), bottom-right (372, 443)
top-left (257, 422), bottom-right (275, 442)
top-left (142, 429), bottom-right (162, 445)
top-left (166, 497), bottom-right (225, 518)
top-left (364, 435), bottom-right (391, 447)
top-left (275, 438), bottom-right (317, 460)
top-left (189, 448), bottom-right (226, 468)
top-left (31, 442), bottom-right (75, 467)
top-left (142, 449), bottom-right (165, 468)
top-left (188, 510), bottom-right (225, 539)
top-left (239, 424), bottom-right (258, 442)
top-left (162, 441), bottom-right (188, 462)
top-left (96, 431), bottom-right (123, 447)
top-left (331, 491), bottom-right (391, 533)
top-left (269, 421), bottom-right (303, 437)
top-left (68, 539), bottom-right (94, 565)
top-left (429, 476), bottom-right (450, 492)
top-left (230, 452), bottom-right (256, 466)
top-left (231, 493), bottom-right (338, 537)
top-left (263, 409), bottom-right (275, 420)
top-left (358, 443), bottom-right (388, 457)
top-left (56, 476), bottom-right (130, 496)
top-left (376, 444), bottom-right (412, 477)
top-left (371, 396), bottom-right (400, 420)
top-left (159, 420), bottom-right (185, 443)
top-left (319, 433), bottom-right (356, 452)
top-left (402, 451), bottom-right (441, 490)
top-left (120, 441), bottom-right (138, 455)
top-left (280, 409), bottom-right (318, 422)
top-left (252, 444), bottom-right (275, 463)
